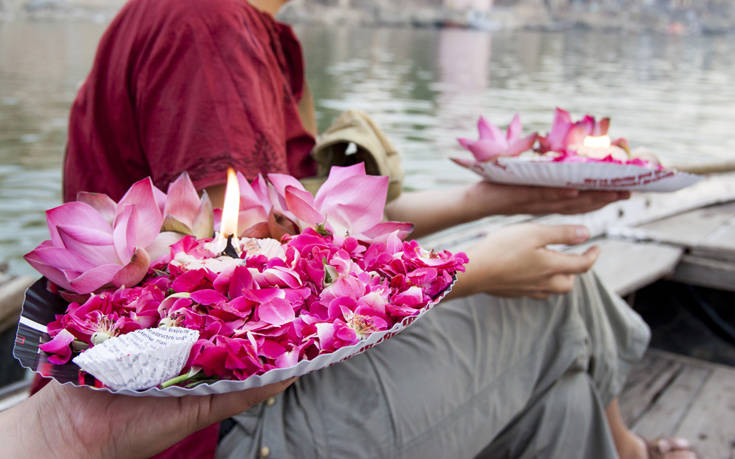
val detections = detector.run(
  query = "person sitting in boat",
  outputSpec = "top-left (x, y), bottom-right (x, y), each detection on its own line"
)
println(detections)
top-left (35, 0), bottom-right (696, 457)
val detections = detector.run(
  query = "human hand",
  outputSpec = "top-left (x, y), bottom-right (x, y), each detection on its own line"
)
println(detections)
top-left (450, 223), bottom-right (600, 300)
top-left (466, 181), bottom-right (630, 216)
top-left (5, 378), bottom-right (295, 459)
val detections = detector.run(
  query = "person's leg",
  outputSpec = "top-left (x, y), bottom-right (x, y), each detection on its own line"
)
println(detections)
top-left (562, 272), bottom-right (695, 459)
top-left (475, 371), bottom-right (617, 459)
top-left (218, 272), bottom-right (648, 458)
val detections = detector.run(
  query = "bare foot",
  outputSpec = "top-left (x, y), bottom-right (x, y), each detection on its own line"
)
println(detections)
top-left (622, 435), bottom-right (697, 459)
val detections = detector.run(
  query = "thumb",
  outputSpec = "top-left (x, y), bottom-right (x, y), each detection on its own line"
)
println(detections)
top-left (536, 225), bottom-right (591, 247)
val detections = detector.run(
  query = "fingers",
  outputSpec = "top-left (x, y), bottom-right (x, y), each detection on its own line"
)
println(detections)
top-left (545, 246), bottom-right (600, 275)
top-left (523, 190), bottom-right (629, 215)
top-left (208, 378), bottom-right (297, 423)
top-left (535, 224), bottom-right (591, 246)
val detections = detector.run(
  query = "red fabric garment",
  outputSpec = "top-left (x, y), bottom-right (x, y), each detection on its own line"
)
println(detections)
top-left (62, 0), bottom-right (316, 203)
top-left (36, 0), bottom-right (317, 457)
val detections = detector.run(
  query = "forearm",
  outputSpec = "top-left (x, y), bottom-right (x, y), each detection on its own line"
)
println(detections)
top-left (385, 183), bottom-right (494, 238)
top-left (0, 391), bottom-right (70, 459)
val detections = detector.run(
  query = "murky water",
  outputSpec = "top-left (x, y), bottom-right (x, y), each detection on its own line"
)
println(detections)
top-left (2, 22), bottom-right (734, 275)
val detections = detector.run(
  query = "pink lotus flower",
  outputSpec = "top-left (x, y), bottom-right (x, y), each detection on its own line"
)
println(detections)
top-left (24, 178), bottom-right (178, 294)
top-left (235, 173), bottom-right (272, 238)
top-left (161, 172), bottom-right (213, 239)
top-left (276, 164), bottom-right (413, 243)
top-left (536, 108), bottom-right (628, 155)
top-left (456, 114), bottom-right (537, 162)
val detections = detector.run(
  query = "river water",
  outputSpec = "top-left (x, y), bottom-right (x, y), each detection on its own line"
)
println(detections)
top-left (1, 22), bottom-right (734, 275)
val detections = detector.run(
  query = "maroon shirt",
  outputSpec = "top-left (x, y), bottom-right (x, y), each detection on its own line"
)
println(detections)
top-left (62, 0), bottom-right (316, 203)
top-left (40, 0), bottom-right (316, 457)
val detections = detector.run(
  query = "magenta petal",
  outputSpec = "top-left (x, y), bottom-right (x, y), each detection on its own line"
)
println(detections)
top-left (191, 289), bottom-right (228, 305)
top-left (76, 192), bottom-right (117, 225)
top-left (164, 172), bottom-right (201, 229)
top-left (40, 329), bottom-right (75, 364)
top-left (284, 186), bottom-right (323, 226)
top-left (259, 340), bottom-right (286, 359)
top-left (275, 349), bottom-right (299, 368)
top-left (229, 266), bottom-right (254, 298)
top-left (110, 248), bottom-right (150, 288)
top-left (117, 177), bottom-right (163, 248)
top-left (315, 322), bottom-right (336, 350)
top-left (257, 298), bottom-right (295, 326)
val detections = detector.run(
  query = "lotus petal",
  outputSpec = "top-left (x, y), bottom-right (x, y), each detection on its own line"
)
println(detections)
top-left (284, 186), bottom-right (323, 226)
top-left (110, 248), bottom-right (150, 288)
top-left (76, 192), bottom-right (117, 225)
top-left (164, 172), bottom-right (201, 229)
top-left (506, 114), bottom-right (523, 141)
top-left (57, 226), bottom-right (118, 267)
top-left (191, 191), bottom-right (214, 239)
top-left (117, 177), bottom-right (163, 247)
top-left (112, 205), bottom-right (137, 263)
top-left (46, 202), bottom-right (111, 247)
top-left (146, 231), bottom-right (183, 264)
top-left (362, 221), bottom-right (414, 242)
top-left (477, 116), bottom-right (503, 141)
top-left (67, 263), bottom-right (122, 293)
top-left (313, 163), bottom-right (365, 209)
top-left (506, 133), bottom-right (538, 157)
top-left (450, 157), bottom-right (476, 168)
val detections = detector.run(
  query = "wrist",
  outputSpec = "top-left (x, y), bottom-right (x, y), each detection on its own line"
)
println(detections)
top-left (463, 182), bottom-right (505, 219)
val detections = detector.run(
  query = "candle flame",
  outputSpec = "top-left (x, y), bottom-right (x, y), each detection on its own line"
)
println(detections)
top-left (221, 168), bottom-right (240, 237)
top-left (583, 135), bottom-right (611, 148)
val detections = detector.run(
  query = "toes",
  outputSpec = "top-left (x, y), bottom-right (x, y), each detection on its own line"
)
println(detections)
top-left (671, 438), bottom-right (691, 450)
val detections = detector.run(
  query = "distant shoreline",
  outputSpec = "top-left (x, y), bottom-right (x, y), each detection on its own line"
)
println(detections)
top-left (1, 0), bottom-right (733, 35)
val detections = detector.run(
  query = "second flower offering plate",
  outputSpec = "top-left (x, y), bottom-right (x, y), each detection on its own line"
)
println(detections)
top-left (463, 157), bottom-right (701, 192)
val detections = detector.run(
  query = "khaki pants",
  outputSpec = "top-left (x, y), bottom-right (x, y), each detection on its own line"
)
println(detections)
top-left (216, 271), bottom-right (650, 459)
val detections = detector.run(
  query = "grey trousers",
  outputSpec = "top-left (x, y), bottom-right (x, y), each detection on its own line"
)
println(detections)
top-left (216, 270), bottom-right (650, 459)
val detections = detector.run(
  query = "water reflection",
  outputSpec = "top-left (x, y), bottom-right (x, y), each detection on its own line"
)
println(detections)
top-left (1, 22), bottom-right (735, 275)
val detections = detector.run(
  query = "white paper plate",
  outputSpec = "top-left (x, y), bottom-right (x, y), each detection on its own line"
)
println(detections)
top-left (456, 157), bottom-right (702, 192)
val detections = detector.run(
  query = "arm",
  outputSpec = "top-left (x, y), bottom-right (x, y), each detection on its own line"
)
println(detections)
top-left (385, 181), bottom-right (629, 239)
top-left (0, 380), bottom-right (294, 459)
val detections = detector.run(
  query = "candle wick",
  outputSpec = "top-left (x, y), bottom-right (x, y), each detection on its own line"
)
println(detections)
top-left (223, 235), bottom-right (239, 258)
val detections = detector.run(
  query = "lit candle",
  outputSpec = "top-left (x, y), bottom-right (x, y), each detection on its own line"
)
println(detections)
top-left (579, 135), bottom-right (627, 161)
top-left (211, 168), bottom-right (241, 257)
